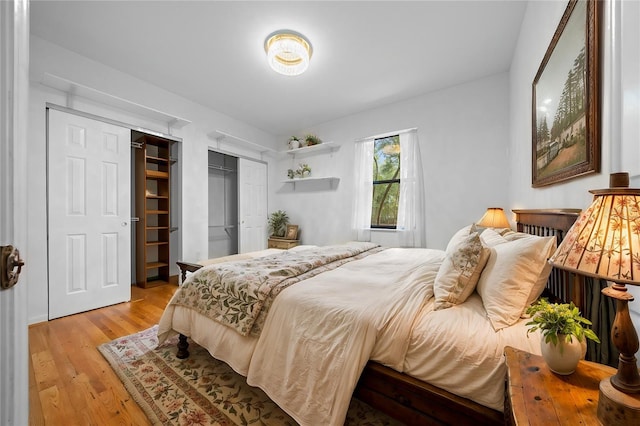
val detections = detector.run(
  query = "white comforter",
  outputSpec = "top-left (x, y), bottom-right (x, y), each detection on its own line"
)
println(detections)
top-left (404, 292), bottom-right (542, 411)
top-left (245, 248), bottom-right (443, 426)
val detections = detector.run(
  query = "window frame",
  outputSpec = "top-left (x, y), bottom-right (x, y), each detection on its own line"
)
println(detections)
top-left (370, 135), bottom-right (400, 230)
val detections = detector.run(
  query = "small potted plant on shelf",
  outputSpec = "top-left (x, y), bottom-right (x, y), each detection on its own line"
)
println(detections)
top-left (268, 210), bottom-right (289, 237)
top-left (288, 136), bottom-right (300, 150)
top-left (295, 163), bottom-right (311, 178)
top-left (526, 298), bottom-right (600, 375)
top-left (304, 134), bottom-right (322, 146)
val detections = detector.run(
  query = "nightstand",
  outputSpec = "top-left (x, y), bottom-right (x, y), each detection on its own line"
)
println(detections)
top-left (267, 237), bottom-right (300, 249)
top-left (504, 346), bottom-right (616, 425)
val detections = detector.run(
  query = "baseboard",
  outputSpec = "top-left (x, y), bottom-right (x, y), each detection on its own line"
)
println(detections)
top-left (28, 314), bottom-right (49, 326)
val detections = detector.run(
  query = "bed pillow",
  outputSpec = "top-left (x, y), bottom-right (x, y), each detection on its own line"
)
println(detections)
top-left (498, 229), bottom-right (533, 241)
top-left (434, 231), bottom-right (490, 310)
top-left (518, 234), bottom-right (557, 308)
top-left (498, 231), bottom-right (558, 308)
top-left (476, 234), bottom-right (557, 330)
top-left (481, 229), bottom-right (558, 311)
top-left (479, 227), bottom-right (509, 247)
top-left (445, 224), bottom-right (473, 252)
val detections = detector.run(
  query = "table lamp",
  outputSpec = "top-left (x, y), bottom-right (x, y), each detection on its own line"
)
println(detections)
top-left (548, 172), bottom-right (640, 424)
top-left (477, 207), bottom-right (511, 229)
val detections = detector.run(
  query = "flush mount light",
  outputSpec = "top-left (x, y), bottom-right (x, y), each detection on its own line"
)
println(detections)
top-left (264, 30), bottom-right (313, 76)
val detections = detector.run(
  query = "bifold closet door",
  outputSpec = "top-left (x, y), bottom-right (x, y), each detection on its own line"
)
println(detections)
top-left (47, 108), bottom-right (131, 319)
top-left (238, 158), bottom-right (267, 253)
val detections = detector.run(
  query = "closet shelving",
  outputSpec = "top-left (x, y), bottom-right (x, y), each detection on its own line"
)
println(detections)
top-left (135, 134), bottom-right (172, 288)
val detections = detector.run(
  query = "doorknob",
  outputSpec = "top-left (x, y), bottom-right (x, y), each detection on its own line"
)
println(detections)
top-left (1, 245), bottom-right (25, 290)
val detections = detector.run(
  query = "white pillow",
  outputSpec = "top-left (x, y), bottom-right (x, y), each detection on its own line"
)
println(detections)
top-left (479, 229), bottom-right (557, 308)
top-left (434, 231), bottom-right (490, 310)
top-left (516, 234), bottom-right (557, 308)
top-left (479, 227), bottom-right (509, 247)
top-left (445, 224), bottom-right (474, 253)
top-left (476, 235), bottom-right (557, 330)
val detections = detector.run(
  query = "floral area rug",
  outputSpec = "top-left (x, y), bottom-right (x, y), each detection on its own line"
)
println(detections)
top-left (98, 326), bottom-right (404, 425)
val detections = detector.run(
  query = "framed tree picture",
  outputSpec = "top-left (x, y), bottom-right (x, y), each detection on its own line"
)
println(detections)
top-left (532, 0), bottom-right (601, 187)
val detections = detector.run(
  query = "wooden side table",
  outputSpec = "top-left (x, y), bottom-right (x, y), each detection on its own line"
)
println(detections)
top-left (267, 237), bottom-right (300, 249)
top-left (504, 346), bottom-right (616, 425)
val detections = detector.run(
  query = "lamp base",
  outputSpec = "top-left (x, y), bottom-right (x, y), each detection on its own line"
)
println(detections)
top-left (598, 377), bottom-right (640, 425)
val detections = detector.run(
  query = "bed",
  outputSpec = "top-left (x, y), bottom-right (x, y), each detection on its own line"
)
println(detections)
top-left (159, 208), bottom-right (582, 426)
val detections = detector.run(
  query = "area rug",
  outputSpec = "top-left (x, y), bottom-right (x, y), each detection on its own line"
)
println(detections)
top-left (98, 326), bottom-right (403, 425)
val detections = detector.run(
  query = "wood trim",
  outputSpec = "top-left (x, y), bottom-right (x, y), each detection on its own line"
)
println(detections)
top-left (513, 208), bottom-right (581, 233)
top-left (355, 362), bottom-right (503, 425)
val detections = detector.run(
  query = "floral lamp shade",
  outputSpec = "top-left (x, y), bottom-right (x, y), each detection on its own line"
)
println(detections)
top-left (548, 173), bottom-right (640, 422)
top-left (548, 173), bottom-right (640, 285)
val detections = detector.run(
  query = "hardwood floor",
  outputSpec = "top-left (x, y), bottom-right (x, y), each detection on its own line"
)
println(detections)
top-left (28, 283), bottom-right (178, 425)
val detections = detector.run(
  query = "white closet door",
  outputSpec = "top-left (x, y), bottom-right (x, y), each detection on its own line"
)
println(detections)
top-left (47, 109), bottom-right (131, 319)
top-left (238, 158), bottom-right (267, 253)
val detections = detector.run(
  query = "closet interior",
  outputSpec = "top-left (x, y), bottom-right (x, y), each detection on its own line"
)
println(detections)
top-left (132, 130), bottom-right (179, 288)
top-left (208, 151), bottom-right (239, 258)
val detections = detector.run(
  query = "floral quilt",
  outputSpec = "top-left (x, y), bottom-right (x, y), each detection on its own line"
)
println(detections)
top-left (170, 242), bottom-right (383, 337)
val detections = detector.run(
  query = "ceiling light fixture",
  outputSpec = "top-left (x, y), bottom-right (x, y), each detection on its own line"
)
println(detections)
top-left (264, 30), bottom-right (313, 76)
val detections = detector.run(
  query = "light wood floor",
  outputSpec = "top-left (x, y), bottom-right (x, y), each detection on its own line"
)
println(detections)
top-left (28, 283), bottom-right (178, 425)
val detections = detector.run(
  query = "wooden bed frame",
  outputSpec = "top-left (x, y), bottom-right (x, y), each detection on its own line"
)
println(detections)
top-left (176, 208), bottom-right (582, 426)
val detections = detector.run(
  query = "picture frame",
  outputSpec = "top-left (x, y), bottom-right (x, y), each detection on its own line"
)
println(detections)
top-left (285, 225), bottom-right (299, 240)
top-left (531, 0), bottom-right (601, 188)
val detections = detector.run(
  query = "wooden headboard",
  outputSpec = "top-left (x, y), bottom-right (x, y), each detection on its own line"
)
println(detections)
top-left (513, 208), bottom-right (584, 308)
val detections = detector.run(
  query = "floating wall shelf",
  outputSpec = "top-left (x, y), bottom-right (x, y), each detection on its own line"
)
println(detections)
top-left (283, 141), bottom-right (338, 158)
top-left (282, 176), bottom-right (340, 190)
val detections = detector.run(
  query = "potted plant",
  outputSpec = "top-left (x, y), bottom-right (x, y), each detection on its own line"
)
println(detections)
top-left (288, 136), bottom-right (300, 150)
top-left (268, 210), bottom-right (289, 237)
top-left (526, 298), bottom-right (600, 375)
top-left (295, 163), bottom-right (311, 178)
top-left (304, 134), bottom-right (322, 146)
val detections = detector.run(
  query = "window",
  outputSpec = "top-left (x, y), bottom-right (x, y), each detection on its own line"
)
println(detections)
top-left (371, 135), bottom-right (400, 228)
top-left (353, 128), bottom-right (424, 247)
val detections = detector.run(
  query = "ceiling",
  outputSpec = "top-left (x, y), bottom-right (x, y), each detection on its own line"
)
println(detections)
top-left (30, 1), bottom-right (527, 137)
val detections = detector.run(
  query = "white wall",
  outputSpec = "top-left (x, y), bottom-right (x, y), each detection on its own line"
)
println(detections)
top-left (27, 36), bottom-right (277, 324)
top-left (271, 73), bottom-right (511, 250)
top-left (510, 0), bottom-right (640, 360)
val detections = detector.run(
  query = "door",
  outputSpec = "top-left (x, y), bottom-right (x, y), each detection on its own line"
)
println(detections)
top-left (47, 108), bottom-right (131, 319)
top-left (238, 158), bottom-right (267, 253)
top-left (0, 0), bottom-right (29, 423)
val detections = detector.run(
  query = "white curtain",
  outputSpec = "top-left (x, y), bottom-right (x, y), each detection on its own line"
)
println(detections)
top-left (352, 139), bottom-right (374, 241)
top-left (397, 130), bottom-right (425, 247)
